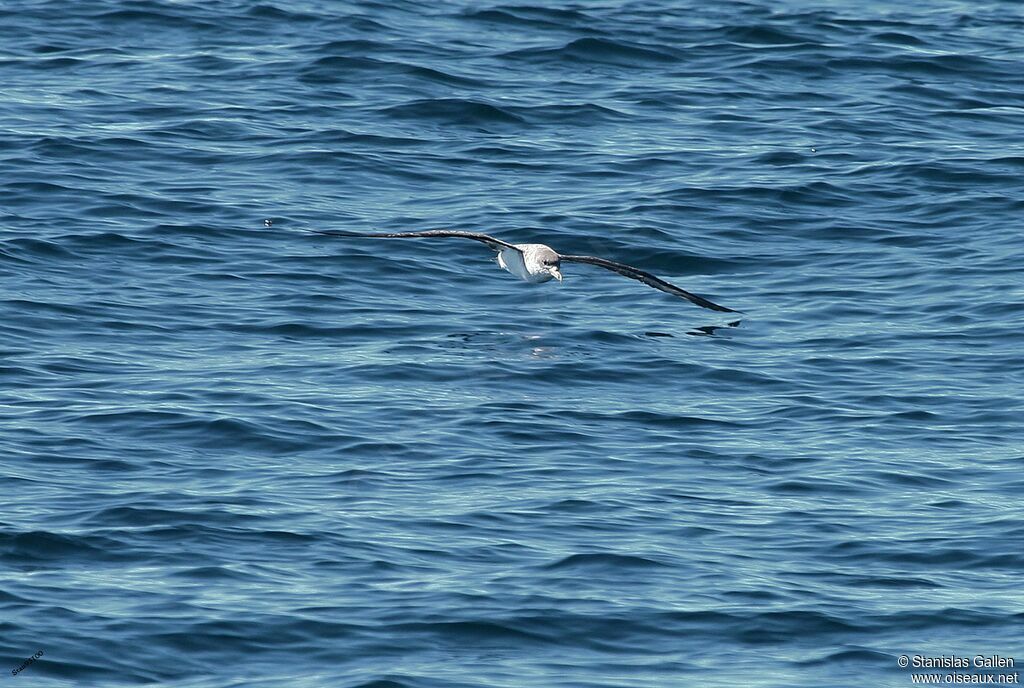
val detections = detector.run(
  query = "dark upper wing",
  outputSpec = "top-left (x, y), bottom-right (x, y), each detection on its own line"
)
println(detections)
top-left (559, 254), bottom-right (738, 313)
top-left (305, 229), bottom-right (520, 253)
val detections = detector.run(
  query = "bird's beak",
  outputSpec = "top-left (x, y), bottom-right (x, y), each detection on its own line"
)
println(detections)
top-left (552, 268), bottom-right (562, 282)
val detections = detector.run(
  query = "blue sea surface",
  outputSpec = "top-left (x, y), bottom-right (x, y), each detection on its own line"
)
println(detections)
top-left (2, 1), bottom-right (1023, 686)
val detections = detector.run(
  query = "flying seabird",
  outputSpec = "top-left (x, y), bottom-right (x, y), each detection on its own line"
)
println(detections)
top-left (306, 229), bottom-right (738, 313)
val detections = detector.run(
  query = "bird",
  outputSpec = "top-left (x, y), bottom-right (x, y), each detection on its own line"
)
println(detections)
top-left (304, 229), bottom-right (738, 313)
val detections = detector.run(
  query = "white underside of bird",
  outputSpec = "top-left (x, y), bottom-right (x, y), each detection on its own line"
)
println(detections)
top-left (497, 244), bottom-right (562, 283)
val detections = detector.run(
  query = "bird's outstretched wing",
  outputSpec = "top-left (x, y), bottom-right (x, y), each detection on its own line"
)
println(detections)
top-left (559, 254), bottom-right (737, 313)
top-left (306, 229), bottom-right (520, 253)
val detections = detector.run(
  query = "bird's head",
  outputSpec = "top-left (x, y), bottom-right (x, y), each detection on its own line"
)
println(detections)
top-left (538, 249), bottom-right (562, 282)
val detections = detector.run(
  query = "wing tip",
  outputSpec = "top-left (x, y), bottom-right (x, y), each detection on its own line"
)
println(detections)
top-left (706, 301), bottom-right (741, 314)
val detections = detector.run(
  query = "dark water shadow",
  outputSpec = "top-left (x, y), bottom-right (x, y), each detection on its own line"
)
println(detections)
top-left (645, 319), bottom-right (742, 338)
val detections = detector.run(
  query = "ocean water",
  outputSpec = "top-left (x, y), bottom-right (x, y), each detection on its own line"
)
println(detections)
top-left (2, 0), bottom-right (1023, 686)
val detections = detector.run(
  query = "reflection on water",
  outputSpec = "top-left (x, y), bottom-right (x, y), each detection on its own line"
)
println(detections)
top-left (646, 319), bottom-right (742, 338)
top-left (686, 319), bottom-right (742, 337)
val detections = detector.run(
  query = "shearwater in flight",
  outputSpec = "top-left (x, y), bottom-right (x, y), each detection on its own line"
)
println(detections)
top-left (306, 229), bottom-right (738, 313)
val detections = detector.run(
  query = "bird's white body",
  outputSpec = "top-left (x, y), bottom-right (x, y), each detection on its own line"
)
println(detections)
top-left (497, 244), bottom-right (560, 283)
